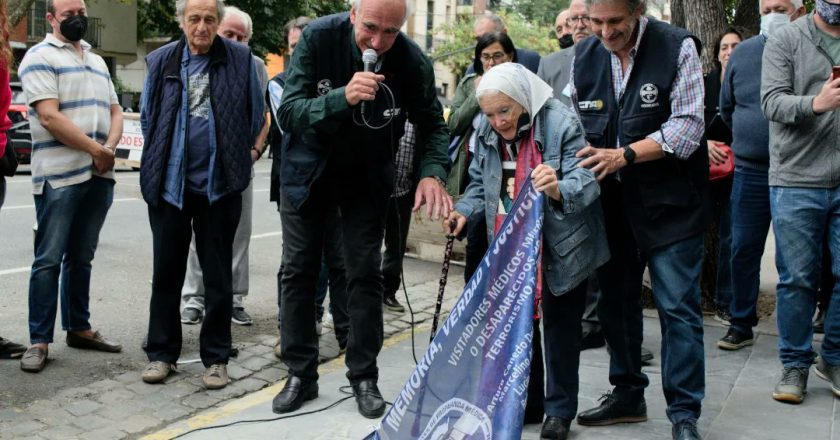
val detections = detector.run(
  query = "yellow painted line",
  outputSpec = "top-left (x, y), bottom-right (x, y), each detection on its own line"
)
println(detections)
top-left (141, 324), bottom-right (431, 440)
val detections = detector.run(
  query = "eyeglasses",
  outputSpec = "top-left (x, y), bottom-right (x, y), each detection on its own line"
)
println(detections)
top-left (480, 52), bottom-right (508, 63)
top-left (565, 15), bottom-right (591, 26)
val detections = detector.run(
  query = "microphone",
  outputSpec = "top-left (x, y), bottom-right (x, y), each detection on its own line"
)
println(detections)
top-left (361, 49), bottom-right (378, 115)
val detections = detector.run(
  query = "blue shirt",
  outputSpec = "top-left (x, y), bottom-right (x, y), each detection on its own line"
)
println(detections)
top-left (719, 35), bottom-right (770, 171)
top-left (185, 54), bottom-right (211, 193)
top-left (143, 44), bottom-right (264, 209)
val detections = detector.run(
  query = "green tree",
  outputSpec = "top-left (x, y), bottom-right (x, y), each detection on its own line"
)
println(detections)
top-left (513, 0), bottom-right (570, 27)
top-left (431, 10), bottom-right (556, 79)
top-left (9, 0), bottom-right (38, 27)
top-left (136, 0), bottom-right (348, 57)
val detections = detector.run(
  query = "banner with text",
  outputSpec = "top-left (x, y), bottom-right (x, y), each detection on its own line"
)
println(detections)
top-left (366, 181), bottom-right (544, 440)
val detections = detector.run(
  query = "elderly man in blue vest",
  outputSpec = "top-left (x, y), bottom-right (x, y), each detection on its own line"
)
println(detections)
top-left (570, 1), bottom-right (708, 439)
top-left (138, 0), bottom-right (265, 390)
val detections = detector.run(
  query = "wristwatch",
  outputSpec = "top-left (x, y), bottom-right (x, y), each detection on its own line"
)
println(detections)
top-left (622, 145), bottom-right (636, 165)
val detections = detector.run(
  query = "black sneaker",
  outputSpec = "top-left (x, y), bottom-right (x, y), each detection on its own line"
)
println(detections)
top-left (383, 295), bottom-right (405, 313)
top-left (713, 305), bottom-right (731, 325)
top-left (772, 366), bottom-right (809, 404)
top-left (641, 347), bottom-right (654, 366)
top-left (717, 328), bottom-right (753, 351)
top-left (815, 356), bottom-right (840, 398)
top-left (576, 391), bottom-right (647, 426)
top-left (672, 418), bottom-right (701, 440)
top-left (231, 308), bottom-right (253, 326)
top-left (180, 307), bottom-right (202, 325)
top-left (0, 337), bottom-right (26, 359)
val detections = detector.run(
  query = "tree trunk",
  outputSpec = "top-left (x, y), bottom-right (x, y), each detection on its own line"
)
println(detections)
top-left (9, 0), bottom-right (37, 28)
top-left (733, 0), bottom-right (761, 36)
top-left (682, 0), bottom-right (728, 72)
top-left (670, 0), bottom-right (685, 29)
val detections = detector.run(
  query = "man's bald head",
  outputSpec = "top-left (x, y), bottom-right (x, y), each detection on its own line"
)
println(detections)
top-left (555, 10), bottom-right (571, 38)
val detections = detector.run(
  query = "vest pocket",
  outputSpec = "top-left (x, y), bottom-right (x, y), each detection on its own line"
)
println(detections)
top-left (578, 112), bottom-right (609, 147)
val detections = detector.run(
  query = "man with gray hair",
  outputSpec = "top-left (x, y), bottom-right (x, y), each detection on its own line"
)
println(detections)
top-left (138, 0), bottom-right (265, 389)
top-left (272, 0), bottom-right (450, 419)
top-left (571, 1), bottom-right (707, 439)
top-left (179, 4), bottom-right (271, 327)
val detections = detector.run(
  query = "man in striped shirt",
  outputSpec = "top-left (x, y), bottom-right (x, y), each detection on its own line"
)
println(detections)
top-left (18, 0), bottom-right (124, 373)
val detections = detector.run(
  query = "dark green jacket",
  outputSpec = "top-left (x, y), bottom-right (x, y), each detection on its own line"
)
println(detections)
top-left (277, 12), bottom-right (450, 208)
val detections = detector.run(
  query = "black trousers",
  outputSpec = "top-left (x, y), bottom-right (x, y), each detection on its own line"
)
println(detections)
top-left (145, 192), bottom-right (241, 367)
top-left (280, 181), bottom-right (388, 384)
top-left (543, 281), bottom-right (588, 419)
top-left (596, 179), bottom-right (648, 400)
top-left (275, 202), bottom-right (351, 345)
top-left (463, 209), bottom-right (488, 283)
top-left (382, 191), bottom-right (414, 298)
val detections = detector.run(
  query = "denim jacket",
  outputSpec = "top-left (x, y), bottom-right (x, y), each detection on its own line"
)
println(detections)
top-left (454, 99), bottom-right (610, 296)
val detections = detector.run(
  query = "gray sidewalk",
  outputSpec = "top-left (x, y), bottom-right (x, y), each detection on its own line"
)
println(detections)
top-left (142, 316), bottom-right (840, 440)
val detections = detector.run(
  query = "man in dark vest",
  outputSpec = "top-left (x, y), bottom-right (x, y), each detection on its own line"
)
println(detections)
top-left (570, 1), bottom-right (708, 439)
top-left (138, 0), bottom-right (265, 390)
top-left (272, 0), bottom-right (451, 419)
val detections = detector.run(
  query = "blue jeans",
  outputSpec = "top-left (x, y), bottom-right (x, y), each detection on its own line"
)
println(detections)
top-left (770, 186), bottom-right (840, 368)
top-left (596, 181), bottom-right (704, 423)
top-left (729, 167), bottom-right (772, 336)
top-left (29, 177), bottom-right (114, 344)
top-left (648, 234), bottom-right (706, 423)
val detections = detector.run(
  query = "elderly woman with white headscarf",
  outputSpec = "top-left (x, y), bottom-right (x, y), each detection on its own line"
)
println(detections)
top-left (444, 63), bottom-right (610, 440)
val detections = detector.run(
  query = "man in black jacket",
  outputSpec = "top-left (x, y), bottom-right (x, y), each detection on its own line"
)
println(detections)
top-left (272, 0), bottom-right (451, 419)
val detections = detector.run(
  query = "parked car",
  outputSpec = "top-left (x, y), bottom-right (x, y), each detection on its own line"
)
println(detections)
top-left (8, 82), bottom-right (32, 164)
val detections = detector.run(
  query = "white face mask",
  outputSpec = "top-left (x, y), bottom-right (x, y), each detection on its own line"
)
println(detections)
top-left (760, 12), bottom-right (792, 36)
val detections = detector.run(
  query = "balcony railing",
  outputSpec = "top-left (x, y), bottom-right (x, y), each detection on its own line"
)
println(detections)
top-left (27, 14), bottom-right (102, 48)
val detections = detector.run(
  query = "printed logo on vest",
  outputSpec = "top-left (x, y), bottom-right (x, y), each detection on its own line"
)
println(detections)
top-left (578, 99), bottom-right (604, 111)
top-left (383, 107), bottom-right (402, 118)
top-left (317, 79), bottom-right (332, 96)
top-left (640, 83), bottom-right (659, 108)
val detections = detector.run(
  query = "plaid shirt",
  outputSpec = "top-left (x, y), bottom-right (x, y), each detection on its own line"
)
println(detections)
top-left (571, 17), bottom-right (705, 159)
top-left (393, 121), bottom-right (416, 197)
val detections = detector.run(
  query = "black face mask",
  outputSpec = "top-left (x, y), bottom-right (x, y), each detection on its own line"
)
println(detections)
top-left (60, 15), bottom-right (88, 42)
top-left (558, 33), bottom-right (574, 49)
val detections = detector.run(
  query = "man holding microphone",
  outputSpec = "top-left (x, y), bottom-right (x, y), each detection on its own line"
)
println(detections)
top-left (272, 0), bottom-right (451, 419)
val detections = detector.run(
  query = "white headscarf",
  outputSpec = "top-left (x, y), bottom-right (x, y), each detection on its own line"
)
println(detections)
top-left (474, 62), bottom-right (555, 124)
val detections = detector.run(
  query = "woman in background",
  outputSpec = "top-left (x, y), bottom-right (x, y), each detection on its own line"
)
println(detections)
top-left (704, 26), bottom-right (744, 325)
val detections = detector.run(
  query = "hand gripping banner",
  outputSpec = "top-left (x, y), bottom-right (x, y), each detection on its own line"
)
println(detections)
top-left (366, 180), bottom-right (544, 440)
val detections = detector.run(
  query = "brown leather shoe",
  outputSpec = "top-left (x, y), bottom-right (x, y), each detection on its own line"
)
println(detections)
top-left (20, 346), bottom-right (48, 372)
top-left (66, 330), bottom-right (122, 353)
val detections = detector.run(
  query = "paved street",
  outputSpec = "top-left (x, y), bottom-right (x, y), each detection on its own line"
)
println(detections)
top-left (140, 318), bottom-right (840, 440)
top-left (0, 160), bottom-right (463, 439)
top-left (1, 159), bottom-right (830, 440)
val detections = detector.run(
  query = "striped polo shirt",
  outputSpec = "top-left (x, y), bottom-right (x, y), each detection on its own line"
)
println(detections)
top-left (19, 33), bottom-right (119, 194)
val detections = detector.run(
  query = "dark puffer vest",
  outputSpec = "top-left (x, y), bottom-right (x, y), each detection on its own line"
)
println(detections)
top-left (574, 19), bottom-right (710, 251)
top-left (140, 36), bottom-right (253, 207)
